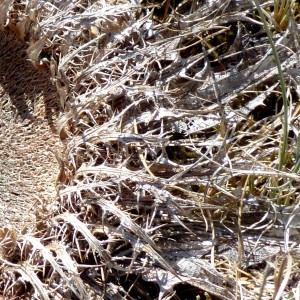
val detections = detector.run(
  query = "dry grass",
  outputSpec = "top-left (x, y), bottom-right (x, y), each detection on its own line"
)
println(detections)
top-left (0, 0), bottom-right (300, 299)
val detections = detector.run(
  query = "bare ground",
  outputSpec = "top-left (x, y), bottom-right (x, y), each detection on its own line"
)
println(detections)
top-left (0, 31), bottom-right (61, 232)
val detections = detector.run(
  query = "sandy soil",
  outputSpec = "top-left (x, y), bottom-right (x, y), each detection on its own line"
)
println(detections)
top-left (0, 31), bottom-right (61, 233)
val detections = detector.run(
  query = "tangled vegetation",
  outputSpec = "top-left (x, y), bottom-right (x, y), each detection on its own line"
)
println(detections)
top-left (0, 0), bottom-right (300, 299)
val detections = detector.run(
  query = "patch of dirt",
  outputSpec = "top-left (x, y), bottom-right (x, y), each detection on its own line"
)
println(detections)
top-left (0, 31), bottom-right (61, 233)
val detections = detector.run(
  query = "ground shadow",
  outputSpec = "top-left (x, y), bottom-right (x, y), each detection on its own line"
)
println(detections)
top-left (0, 30), bottom-right (60, 132)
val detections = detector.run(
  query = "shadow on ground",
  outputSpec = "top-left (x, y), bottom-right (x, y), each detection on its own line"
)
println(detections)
top-left (0, 30), bottom-right (60, 132)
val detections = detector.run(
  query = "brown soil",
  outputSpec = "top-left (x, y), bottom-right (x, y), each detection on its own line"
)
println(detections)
top-left (0, 31), bottom-right (61, 233)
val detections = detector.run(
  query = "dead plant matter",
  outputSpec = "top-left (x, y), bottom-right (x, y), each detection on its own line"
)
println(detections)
top-left (0, 0), bottom-right (300, 299)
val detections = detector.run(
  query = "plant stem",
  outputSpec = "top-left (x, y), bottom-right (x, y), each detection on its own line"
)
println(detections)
top-left (252, 0), bottom-right (289, 171)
